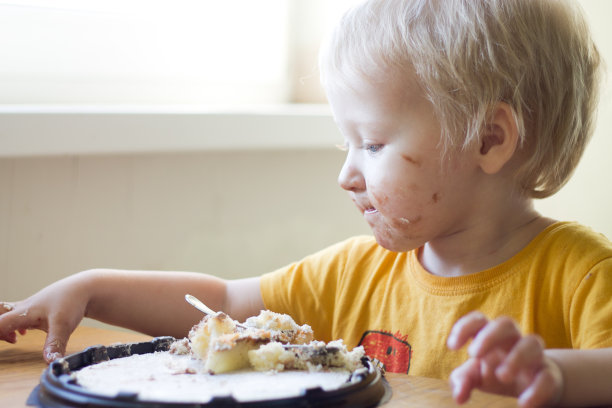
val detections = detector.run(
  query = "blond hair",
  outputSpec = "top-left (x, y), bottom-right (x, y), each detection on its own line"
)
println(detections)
top-left (320, 0), bottom-right (602, 198)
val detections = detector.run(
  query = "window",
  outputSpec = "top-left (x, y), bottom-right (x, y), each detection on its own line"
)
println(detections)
top-left (0, 0), bottom-right (359, 105)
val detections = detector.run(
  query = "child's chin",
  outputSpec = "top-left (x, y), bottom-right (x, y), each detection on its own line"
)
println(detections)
top-left (372, 233), bottom-right (415, 253)
top-left (372, 228), bottom-right (423, 252)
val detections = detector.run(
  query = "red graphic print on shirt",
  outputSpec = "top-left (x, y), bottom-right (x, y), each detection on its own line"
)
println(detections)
top-left (358, 330), bottom-right (412, 373)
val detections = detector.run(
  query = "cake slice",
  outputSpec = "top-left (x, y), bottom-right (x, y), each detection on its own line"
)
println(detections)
top-left (248, 340), bottom-right (365, 372)
top-left (187, 310), bottom-right (313, 374)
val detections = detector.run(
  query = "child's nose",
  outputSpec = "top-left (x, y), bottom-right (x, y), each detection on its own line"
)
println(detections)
top-left (337, 154), bottom-right (364, 192)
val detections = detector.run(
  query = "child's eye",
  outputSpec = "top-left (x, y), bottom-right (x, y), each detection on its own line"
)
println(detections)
top-left (365, 144), bottom-right (384, 154)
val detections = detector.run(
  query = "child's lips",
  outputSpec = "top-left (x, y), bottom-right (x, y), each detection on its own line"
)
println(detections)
top-left (352, 197), bottom-right (378, 215)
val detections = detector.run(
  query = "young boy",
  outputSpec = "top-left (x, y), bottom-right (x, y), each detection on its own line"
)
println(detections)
top-left (1, 0), bottom-right (611, 406)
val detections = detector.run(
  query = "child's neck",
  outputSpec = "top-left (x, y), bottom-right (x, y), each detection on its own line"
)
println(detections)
top-left (419, 203), bottom-right (555, 278)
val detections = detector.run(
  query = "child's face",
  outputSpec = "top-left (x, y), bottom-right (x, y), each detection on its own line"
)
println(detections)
top-left (327, 71), bottom-right (482, 252)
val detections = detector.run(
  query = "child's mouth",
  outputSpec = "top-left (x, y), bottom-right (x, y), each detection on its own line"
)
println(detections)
top-left (364, 207), bottom-right (378, 214)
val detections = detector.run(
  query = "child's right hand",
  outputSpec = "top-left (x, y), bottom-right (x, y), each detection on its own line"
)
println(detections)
top-left (0, 274), bottom-right (90, 363)
top-left (1, 270), bottom-right (263, 364)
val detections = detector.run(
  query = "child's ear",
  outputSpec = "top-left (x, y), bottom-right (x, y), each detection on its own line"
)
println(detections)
top-left (477, 102), bottom-right (519, 175)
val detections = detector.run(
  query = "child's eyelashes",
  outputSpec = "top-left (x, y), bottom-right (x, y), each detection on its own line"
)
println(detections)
top-left (335, 142), bottom-right (384, 154)
top-left (364, 144), bottom-right (384, 154)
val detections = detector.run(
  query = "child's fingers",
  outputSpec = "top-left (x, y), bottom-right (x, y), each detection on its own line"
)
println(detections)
top-left (0, 301), bottom-right (16, 315)
top-left (0, 309), bottom-right (21, 342)
top-left (43, 319), bottom-right (73, 363)
top-left (0, 304), bottom-right (47, 343)
top-left (467, 316), bottom-right (521, 358)
top-left (447, 311), bottom-right (489, 350)
top-left (517, 365), bottom-right (562, 408)
top-left (495, 334), bottom-right (545, 383)
top-left (1, 300), bottom-right (76, 363)
top-left (449, 357), bottom-right (482, 404)
top-left (481, 347), bottom-right (508, 379)
top-left (0, 302), bottom-right (17, 337)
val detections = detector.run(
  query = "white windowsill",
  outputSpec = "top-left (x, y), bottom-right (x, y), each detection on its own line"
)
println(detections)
top-left (0, 104), bottom-right (341, 157)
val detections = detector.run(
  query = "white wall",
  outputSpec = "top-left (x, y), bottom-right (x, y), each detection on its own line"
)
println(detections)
top-left (0, 149), bottom-right (370, 302)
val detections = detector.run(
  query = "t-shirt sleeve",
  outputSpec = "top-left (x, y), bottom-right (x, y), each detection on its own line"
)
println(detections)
top-left (259, 236), bottom-right (373, 342)
top-left (570, 257), bottom-right (612, 349)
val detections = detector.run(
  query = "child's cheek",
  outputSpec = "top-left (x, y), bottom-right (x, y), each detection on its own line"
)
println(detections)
top-left (371, 184), bottom-right (424, 223)
top-left (371, 190), bottom-right (390, 207)
top-left (374, 180), bottom-right (420, 208)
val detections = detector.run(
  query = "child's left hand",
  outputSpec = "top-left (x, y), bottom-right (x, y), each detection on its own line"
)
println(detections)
top-left (447, 311), bottom-right (564, 407)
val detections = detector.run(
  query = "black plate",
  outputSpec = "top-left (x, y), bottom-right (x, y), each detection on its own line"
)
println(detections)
top-left (30, 337), bottom-right (389, 408)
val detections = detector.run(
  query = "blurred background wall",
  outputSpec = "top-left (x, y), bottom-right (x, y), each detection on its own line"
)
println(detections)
top-left (0, 147), bottom-right (369, 296)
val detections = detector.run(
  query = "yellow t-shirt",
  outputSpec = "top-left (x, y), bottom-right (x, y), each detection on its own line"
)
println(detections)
top-left (260, 222), bottom-right (612, 379)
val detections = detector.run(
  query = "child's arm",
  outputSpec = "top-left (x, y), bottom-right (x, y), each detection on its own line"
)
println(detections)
top-left (447, 311), bottom-right (612, 407)
top-left (0, 269), bottom-right (263, 362)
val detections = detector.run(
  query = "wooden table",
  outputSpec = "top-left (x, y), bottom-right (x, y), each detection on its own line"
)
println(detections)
top-left (0, 326), bottom-right (517, 407)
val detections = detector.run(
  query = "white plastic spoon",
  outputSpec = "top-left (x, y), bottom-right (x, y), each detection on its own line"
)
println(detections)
top-left (184, 294), bottom-right (247, 328)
